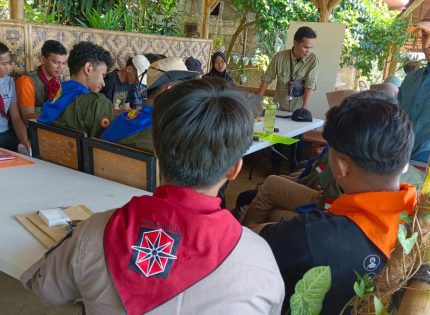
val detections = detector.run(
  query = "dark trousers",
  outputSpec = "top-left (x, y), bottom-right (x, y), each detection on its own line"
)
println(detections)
top-left (0, 128), bottom-right (19, 151)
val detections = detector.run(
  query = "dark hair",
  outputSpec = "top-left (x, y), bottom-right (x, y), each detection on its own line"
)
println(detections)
top-left (0, 42), bottom-right (9, 55)
top-left (125, 57), bottom-right (135, 67)
top-left (403, 61), bottom-right (420, 75)
top-left (323, 93), bottom-right (414, 175)
top-left (67, 41), bottom-right (113, 75)
top-left (294, 26), bottom-right (317, 42)
top-left (152, 78), bottom-right (254, 187)
top-left (144, 53), bottom-right (166, 64)
top-left (41, 40), bottom-right (67, 57)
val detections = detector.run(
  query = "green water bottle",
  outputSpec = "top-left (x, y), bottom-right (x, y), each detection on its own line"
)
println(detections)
top-left (263, 98), bottom-right (277, 134)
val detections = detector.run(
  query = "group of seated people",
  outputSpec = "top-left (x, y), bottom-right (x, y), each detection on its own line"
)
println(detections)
top-left (0, 39), bottom-right (235, 154)
top-left (0, 38), bottom-right (427, 314)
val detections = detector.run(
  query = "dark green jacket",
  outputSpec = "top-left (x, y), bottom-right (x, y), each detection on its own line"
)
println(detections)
top-left (53, 93), bottom-right (114, 137)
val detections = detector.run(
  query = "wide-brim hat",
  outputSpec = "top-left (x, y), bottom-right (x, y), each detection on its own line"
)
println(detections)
top-left (132, 55), bottom-right (150, 85)
top-left (407, 20), bottom-right (430, 34)
top-left (146, 57), bottom-right (200, 91)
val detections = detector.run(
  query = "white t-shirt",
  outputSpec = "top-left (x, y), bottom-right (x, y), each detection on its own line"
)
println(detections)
top-left (0, 75), bottom-right (17, 133)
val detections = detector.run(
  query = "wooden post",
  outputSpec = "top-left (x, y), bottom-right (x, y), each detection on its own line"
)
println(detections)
top-left (310, 0), bottom-right (343, 22)
top-left (9, 0), bottom-right (25, 21)
top-left (200, 0), bottom-right (220, 39)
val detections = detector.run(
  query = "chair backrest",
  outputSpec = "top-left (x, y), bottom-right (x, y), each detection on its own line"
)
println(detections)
top-left (326, 89), bottom-right (357, 109)
top-left (82, 137), bottom-right (158, 192)
top-left (28, 120), bottom-right (86, 171)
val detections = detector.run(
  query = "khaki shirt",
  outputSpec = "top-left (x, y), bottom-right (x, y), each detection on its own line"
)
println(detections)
top-left (262, 49), bottom-right (319, 111)
top-left (53, 93), bottom-right (114, 137)
top-left (21, 210), bottom-right (285, 315)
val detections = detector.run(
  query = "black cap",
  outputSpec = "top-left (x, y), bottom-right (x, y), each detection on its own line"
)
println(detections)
top-left (291, 108), bottom-right (313, 122)
top-left (185, 57), bottom-right (204, 75)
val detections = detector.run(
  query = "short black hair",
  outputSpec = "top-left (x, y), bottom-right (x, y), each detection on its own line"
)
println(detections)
top-left (41, 40), bottom-right (67, 57)
top-left (152, 78), bottom-right (254, 187)
top-left (323, 93), bottom-right (414, 175)
top-left (126, 57), bottom-right (134, 67)
top-left (0, 42), bottom-right (9, 55)
top-left (67, 41), bottom-right (113, 75)
top-left (294, 26), bottom-right (317, 42)
top-left (403, 61), bottom-right (420, 75)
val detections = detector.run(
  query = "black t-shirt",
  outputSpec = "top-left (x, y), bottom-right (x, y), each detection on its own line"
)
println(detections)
top-left (260, 210), bottom-right (387, 315)
top-left (100, 70), bottom-right (132, 109)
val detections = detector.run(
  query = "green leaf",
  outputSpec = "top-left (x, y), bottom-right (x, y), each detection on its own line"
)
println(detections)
top-left (374, 296), bottom-right (389, 315)
top-left (290, 266), bottom-right (332, 315)
top-left (400, 211), bottom-right (412, 224)
top-left (353, 280), bottom-right (365, 298)
top-left (424, 214), bottom-right (430, 220)
top-left (398, 224), bottom-right (418, 255)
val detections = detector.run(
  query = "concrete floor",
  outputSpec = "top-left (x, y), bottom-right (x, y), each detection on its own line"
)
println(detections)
top-left (0, 152), bottom-right (272, 314)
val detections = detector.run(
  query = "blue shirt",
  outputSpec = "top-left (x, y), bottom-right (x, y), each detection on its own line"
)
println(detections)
top-left (398, 63), bottom-right (430, 160)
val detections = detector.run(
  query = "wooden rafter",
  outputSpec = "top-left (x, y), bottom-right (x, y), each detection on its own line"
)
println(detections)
top-left (200, 0), bottom-right (221, 39)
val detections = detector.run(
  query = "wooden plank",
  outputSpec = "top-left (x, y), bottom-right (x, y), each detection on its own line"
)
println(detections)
top-left (93, 148), bottom-right (148, 190)
top-left (16, 215), bottom-right (54, 248)
top-left (38, 128), bottom-right (79, 170)
top-left (15, 205), bottom-right (93, 248)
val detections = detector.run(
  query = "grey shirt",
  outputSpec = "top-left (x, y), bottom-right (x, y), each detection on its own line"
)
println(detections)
top-left (0, 76), bottom-right (17, 133)
top-left (21, 209), bottom-right (285, 315)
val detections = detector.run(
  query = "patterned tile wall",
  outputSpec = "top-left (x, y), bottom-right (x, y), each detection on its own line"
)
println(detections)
top-left (0, 21), bottom-right (212, 78)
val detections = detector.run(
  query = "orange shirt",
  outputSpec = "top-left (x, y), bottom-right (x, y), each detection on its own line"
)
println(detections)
top-left (15, 75), bottom-right (35, 108)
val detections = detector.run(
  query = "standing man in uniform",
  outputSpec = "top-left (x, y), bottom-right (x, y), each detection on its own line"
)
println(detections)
top-left (398, 19), bottom-right (430, 163)
top-left (38, 41), bottom-right (114, 137)
top-left (258, 26), bottom-right (319, 112)
top-left (15, 40), bottom-right (67, 123)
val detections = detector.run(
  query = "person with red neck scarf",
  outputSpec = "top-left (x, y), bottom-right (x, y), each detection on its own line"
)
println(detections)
top-left (0, 42), bottom-right (29, 152)
top-left (16, 40), bottom-right (67, 123)
top-left (254, 95), bottom-right (417, 314)
top-left (21, 78), bottom-right (284, 314)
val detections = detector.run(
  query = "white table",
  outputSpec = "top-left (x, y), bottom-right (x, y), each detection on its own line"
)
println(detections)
top-left (0, 153), bottom-right (149, 280)
top-left (245, 111), bottom-right (325, 155)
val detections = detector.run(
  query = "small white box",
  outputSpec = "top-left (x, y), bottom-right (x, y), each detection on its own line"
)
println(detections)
top-left (38, 208), bottom-right (70, 227)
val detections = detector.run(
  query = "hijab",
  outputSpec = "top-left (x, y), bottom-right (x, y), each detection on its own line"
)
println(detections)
top-left (204, 52), bottom-right (235, 84)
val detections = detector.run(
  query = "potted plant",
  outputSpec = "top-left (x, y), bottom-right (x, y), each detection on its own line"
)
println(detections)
top-left (212, 37), bottom-right (225, 54)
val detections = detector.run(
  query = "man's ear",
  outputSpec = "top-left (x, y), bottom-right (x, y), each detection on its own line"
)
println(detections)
top-left (83, 62), bottom-right (93, 76)
top-left (334, 154), bottom-right (350, 179)
top-left (226, 159), bottom-right (243, 181)
top-left (40, 56), bottom-right (46, 65)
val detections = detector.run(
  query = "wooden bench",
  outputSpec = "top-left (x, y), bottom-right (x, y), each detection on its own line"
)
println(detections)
top-left (82, 137), bottom-right (158, 192)
top-left (28, 120), bottom-right (86, 171)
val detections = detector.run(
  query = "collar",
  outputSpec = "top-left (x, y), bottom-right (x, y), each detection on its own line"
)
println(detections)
top-left (290, 48), bottom-right (304, 63)
top-left (153, 185), bottom-right (222, 213)
top-left (328, 183), bottom-right (416, 258)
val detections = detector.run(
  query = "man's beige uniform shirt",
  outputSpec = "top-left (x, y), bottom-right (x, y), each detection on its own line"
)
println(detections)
top-left (21, 210), bottom-right (285, 315)
top-left (262, 49), bottom-right (319, 111)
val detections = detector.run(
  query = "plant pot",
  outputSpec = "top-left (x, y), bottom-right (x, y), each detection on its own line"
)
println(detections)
top-left (185, 22), bottom-right (198, 37)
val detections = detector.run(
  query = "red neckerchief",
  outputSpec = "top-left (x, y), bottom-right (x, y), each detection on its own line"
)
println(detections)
top-left (328, 184), bottom-right (416, 258)
top-left (104, 185), bottom-right (242, 315)
top-left (0, 93), bottom-right (7, 118)
top-left (37, 65), bottom-right (61, 100)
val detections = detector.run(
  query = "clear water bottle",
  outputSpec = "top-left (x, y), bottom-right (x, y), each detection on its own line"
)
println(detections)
top-left (263, 98), bottom-right (277, 134)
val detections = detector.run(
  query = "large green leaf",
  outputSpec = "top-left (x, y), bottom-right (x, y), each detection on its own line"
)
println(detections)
top-left (398, 224), bottom-right (418, 255)
top-left (373, 296), bottom-right (389, 315)
top-left (290, 266), bottom-right (332, 315)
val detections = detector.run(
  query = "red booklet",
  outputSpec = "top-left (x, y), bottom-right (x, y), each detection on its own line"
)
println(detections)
top-left (0, 151), bottom-right (15, 161)
top-left (0, 149), bottom-right (34, 169)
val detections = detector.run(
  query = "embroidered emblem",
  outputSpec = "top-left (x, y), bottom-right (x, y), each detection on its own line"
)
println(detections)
top-left (363, 254), bottom-right (381, 272)
top-left (129, 228), bottom-right (181, 278)
top-left (126, 109), bottom-right (139, 120)
top-left (100, 116), bottom-right (111, 128)
top-left (52, 88), bottom-right (62, 103)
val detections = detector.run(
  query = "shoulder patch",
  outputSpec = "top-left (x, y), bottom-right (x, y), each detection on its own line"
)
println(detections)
top-left (126, 109), bottom-right (140, 120)
top-left (100, 115), bottom-right (111, 128)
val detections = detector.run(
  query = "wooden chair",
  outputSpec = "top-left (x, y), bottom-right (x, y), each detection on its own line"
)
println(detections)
top-left (28, 120), bottom-right (86, 171)
top-left (82, 137), bottom-right (158, 192)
